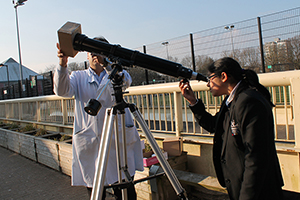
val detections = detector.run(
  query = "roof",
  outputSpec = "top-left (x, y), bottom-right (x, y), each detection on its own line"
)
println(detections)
top-left (0, 57), bottom-right (39, 82)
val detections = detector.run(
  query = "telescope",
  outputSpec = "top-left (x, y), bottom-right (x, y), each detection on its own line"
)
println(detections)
top-left (57, 21), bottom-right (208, 82)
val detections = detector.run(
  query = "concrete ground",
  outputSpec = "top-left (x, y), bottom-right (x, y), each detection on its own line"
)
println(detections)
top-left (1, 146), bottom-right (299, 200)
top-left (0, 146), bottom-right (114, 200)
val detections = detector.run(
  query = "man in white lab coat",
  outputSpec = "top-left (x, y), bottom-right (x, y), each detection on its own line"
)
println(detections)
top-left (54, 36), bottom-right (144, 200)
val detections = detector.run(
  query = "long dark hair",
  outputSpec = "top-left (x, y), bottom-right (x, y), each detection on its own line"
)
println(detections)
top-left (208, 57), bottom-right (274, 106)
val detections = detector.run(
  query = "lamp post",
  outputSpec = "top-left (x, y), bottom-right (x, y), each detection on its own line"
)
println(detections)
top-left (162, 41), bottom-right (169, 60)
top-left (224, 25), bottom-right (235, 58)
top-left (13, 0), bottom-right (27, 90)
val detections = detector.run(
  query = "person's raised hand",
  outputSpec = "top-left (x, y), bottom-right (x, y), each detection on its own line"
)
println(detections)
top-left (56, 43), bottom-right (68, 67)
top-left (179, 79), bottom-right (197, 105)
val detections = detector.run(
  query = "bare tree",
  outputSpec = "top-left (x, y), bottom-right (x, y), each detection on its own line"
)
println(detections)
top-left (195, 55), bottom-right (214, 75)
top-left (41, 64), bottom-right (57, 73)
top-left (168, 56), bottom-right (179, 63)
top-left (68, 62), bottom-right (85, 74)
top-left (288, 35), bottom-right (300, 70)
top-left (180, 55), bottom-right (213, 75)
top-left (239, 47), bottom-right (261, 72)
top-left (126, 66), bottom-right (163, 86)
top-left (222, 50), bottom-right (235, 59)
top-left (181, 55), bottom-right (193, 68)
top-left (222, 48), bottom-right (262, 72)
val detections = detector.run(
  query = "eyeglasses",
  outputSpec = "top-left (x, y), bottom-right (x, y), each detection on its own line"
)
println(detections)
top-left (206, 74), bottom-right (217, 83)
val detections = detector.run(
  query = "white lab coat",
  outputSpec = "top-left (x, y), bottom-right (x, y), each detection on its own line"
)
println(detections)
top-left (53, 66), bottom-right (144, 187)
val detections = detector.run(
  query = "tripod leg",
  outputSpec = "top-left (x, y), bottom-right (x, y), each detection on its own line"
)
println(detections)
top-left (114, 114), bottom-right (128, 200)
top-left (121, 113), bottom-right (133, 181)
top-left (120, 114), bottom-right (130, 181)
top-left (114, 115), bottom-right (122, 182)
top-left (130, 105), bottom-right (188, 200)
top-left (91, 108), bottom-right (116, 200)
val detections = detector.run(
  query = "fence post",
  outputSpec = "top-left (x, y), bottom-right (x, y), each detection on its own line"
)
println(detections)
top-left (19, 102), bottom-right (22, 120)
top-left (5, 103), bottom-right (8, 119)
top-left (12, 85), bottom-right (15, 99)
top-left (18, 80), bottom-right (22, 98)
top-left (34, 75), bottom-right (38, 96)
top-left (7, 85), bottom-right (10, 99)
top-left (25, 78), bottom-right (29, 97)
top-left (257, 17), bottom-right (266, 73)
top-left (61, 99), bottom-right (68, 125)
top-left (36, 101), bottom-right (41, 122)
top-left (290, 77), bottom-right (300, 149)
top-left (50, 71), bottom-right (54, 95)
top-left (174, 91), bottom-right (183, 136)
top-left (42, 74), bottom-right (45, 95)
top-left (143, 45), bottom-right (149, 85)
top-left (190, 33), bottom-right (196, 72)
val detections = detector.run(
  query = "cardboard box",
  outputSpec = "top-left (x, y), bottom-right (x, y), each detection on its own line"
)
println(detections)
top-left (57, 21), bottom-right (81, 57)
top-left (163, 137), bottom-right (183, 157)
top-left (143, 151), bottom-right (168, 167)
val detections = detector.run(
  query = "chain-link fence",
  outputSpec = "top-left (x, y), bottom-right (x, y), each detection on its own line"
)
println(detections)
top-left (134, 7), bottom-right (300, 74)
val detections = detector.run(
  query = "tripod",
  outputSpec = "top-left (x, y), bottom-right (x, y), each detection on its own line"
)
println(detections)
top-left (86, 63), bottom-right (188, 200)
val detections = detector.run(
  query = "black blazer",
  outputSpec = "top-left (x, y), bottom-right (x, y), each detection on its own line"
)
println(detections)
top-left (190, 81), bottom-right (284, 200)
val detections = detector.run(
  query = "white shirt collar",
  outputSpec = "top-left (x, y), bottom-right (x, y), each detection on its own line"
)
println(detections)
top-left (88, 67), bottom-right (107, 85)
top-left (226, 80), bottom-right (242, 106)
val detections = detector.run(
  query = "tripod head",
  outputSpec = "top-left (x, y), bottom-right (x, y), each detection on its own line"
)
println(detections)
top-left (84, 62), bottom-right (128, 116)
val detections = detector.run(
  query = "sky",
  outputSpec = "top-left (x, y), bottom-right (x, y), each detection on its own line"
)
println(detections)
top-left (0, 0), bottom-right (299, 73)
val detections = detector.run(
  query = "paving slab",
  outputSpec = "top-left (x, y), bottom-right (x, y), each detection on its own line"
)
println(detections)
top-left (0, 146), bottom-right (99, 200)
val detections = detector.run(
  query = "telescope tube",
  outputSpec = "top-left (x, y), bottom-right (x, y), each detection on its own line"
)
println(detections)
top-left (73, 34), bottom-right (207, 82)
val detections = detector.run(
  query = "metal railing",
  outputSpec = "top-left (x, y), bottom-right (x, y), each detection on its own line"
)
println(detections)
top-left (0, 70), bottom-right (299, 149)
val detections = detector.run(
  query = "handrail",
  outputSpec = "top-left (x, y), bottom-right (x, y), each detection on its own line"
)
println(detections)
top-left (126, 70), bottom-right (299, 95)
top-left (0, 70), bottom-right (299, 148)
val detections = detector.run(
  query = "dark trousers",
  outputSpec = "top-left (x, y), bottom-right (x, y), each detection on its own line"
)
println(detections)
top-left (87, 176), bottom-right (136, 200)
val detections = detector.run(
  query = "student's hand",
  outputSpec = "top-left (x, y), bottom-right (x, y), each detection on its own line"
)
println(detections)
top-left (179, 79), bottom-right (197, 105)
top-left (56, 43), bottom-right (68, 67)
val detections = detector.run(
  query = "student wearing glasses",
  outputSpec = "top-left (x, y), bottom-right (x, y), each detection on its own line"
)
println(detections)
top-left (179, 57), bottom-right (284, 200)
top-left (54, 36), bottom-right (143, 200)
